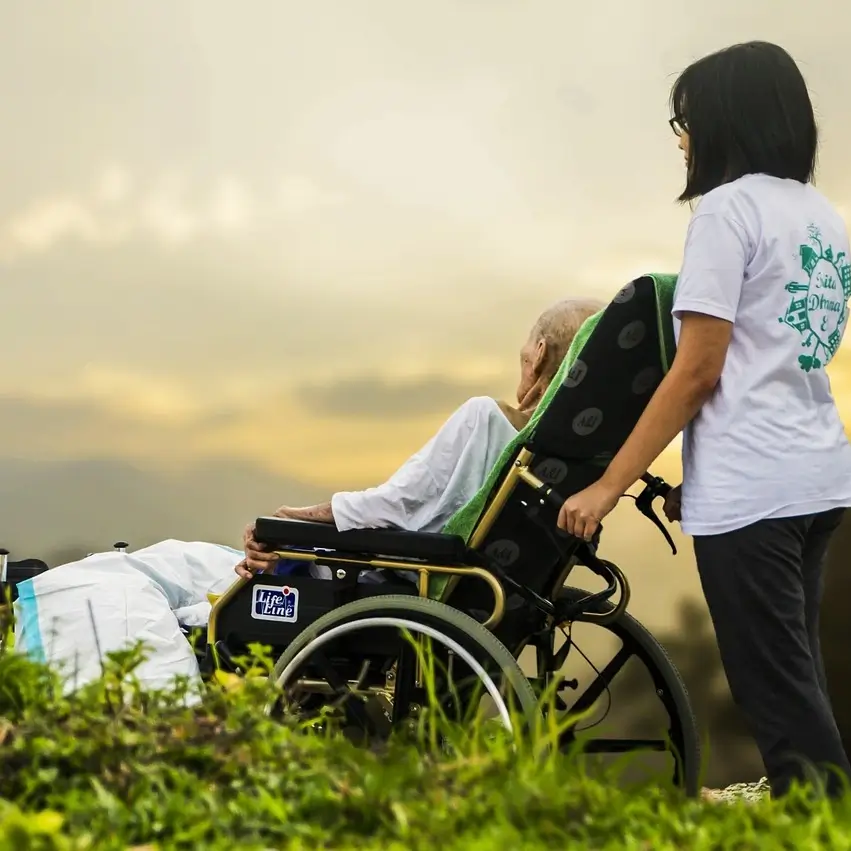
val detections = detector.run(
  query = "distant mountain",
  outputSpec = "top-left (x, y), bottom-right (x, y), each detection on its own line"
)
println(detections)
top-left (0, 455), bottom-right (326, 564)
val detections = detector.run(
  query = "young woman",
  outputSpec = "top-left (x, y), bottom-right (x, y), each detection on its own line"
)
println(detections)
top-left (557, 41), bottom-right (851, 798)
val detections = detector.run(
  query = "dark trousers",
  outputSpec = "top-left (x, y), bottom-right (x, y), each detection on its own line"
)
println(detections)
top-left (694, 508), bottom-right (851, 798)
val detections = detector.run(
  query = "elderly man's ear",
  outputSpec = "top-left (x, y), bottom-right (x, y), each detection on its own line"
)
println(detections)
top-left (531, 338), bottom-right (549, 376)
top-left (516, 336), bottom-right (549, 411)
top-left (526, 338), bottom-right (550, 389)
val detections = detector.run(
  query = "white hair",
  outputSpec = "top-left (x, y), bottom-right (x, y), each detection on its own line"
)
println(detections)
top-left (528, 297), bottom-right (605, 379)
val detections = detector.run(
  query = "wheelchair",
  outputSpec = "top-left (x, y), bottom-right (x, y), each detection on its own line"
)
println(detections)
top-left (0, 274), bottom-right (702, 797)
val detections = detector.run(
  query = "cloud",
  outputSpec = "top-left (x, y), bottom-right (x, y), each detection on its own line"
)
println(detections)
top-left (0, 226), bottom-right (572, 406)
top-left (279, 175), bottom-right (346, 216)
top-left (300, 374), bottom-right (498, 419)
top-left (95, 165), bottom-right (133, 204)
top-left (3, 197), bottom-right (110, 254)
top-left (0, 386), bottom-right (465, 492)
top-left (60, 366), bottom-right (214, 424)
top-left (0, 167), bottom-right (346, 261)
top-left (0, 393), bottom-right (190, 461)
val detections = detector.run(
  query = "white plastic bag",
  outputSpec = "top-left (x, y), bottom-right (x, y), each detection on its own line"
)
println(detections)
top-left (89, 540), bottom-right (243, 611)
top-left (13, 557), bottom-right (205, 696)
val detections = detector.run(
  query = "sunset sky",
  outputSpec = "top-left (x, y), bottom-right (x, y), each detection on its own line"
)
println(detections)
top-left (2, 0), bottom-right (850, 627)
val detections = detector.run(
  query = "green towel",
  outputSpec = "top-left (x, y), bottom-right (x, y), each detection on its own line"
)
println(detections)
top-left (432, 273), bottom-right (678, 600)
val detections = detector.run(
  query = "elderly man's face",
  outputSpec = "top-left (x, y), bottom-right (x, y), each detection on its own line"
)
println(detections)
top-left (516, 335), bottom-right (545, 404)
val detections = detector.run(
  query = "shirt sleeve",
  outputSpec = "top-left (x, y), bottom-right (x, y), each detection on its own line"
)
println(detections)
top-left (331, 399), bottom-right (482, 531)
top-left (331, 456), bottom-right (438, 531)
top-left (673, 212), bottom-right (750, 323)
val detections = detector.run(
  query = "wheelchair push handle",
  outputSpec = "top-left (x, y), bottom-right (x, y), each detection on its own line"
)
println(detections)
top-left (528, 473), bottom-right (676, 555)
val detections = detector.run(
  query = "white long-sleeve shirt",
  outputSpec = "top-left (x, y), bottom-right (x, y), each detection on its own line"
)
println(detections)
top-left (331, 396), bottom-right (519, 533)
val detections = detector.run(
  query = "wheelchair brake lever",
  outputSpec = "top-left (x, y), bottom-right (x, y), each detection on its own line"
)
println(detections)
top-left (634, 477), bottom-right (677, 556)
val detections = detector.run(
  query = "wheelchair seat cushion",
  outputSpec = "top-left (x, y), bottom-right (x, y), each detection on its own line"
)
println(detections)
top-left (253, 517), bottom-right (470, 563)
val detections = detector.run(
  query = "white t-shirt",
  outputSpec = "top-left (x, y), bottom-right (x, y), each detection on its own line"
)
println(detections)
top-left (331, 396), bottom-right (518, 533)
top-left (673, 173), bottom-right (851, 536)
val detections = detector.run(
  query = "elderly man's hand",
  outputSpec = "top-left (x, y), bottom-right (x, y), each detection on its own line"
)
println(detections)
top-left (273, 505), bottom-right (300, 519)
top-left (234, 521), bottom-right (279, 579)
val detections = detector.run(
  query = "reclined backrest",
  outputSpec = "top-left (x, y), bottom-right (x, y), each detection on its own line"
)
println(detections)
top-left (444, 274), bottom-right (676, 543)
top-left (440, 274), bottom-right (676, 630)
top-left (529, 276), bottom-right (674, 462)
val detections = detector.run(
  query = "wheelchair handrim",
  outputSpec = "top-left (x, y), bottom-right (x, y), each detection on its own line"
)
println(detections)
top-left (271, 616), bottom-right (514, 732)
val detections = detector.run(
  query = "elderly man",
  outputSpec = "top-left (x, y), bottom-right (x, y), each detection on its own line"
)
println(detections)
top-left (237, 297), bottom-right (603, 578)
top-left (13, 296), bottom-right (601, 695)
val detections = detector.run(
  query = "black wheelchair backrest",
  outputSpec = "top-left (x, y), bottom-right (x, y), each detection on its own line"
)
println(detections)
top-left (530, 275), bottom-right (667, 463)
top-left (447, 275), bottom-right (674, 626)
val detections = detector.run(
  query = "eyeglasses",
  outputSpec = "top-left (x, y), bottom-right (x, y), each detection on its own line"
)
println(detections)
top-left (669, 117), bottom-right (687, 137)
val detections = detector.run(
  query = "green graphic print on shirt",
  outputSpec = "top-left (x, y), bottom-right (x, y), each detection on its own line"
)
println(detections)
top-left (780, 224), bottom-right (851, 372)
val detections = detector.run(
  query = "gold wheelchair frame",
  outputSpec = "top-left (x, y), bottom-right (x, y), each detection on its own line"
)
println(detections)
top-left (207, 448), bottom-right (635, 645)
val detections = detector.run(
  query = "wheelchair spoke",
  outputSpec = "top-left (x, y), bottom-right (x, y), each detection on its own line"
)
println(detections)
top-left (271, 602), bottom-right (536, 750)
top-left (546, 586), bottom-right (701, 797)
top-left (566, 645), bottom-right (633, 718)
top-left (556, 638), bottom-right (679, 761)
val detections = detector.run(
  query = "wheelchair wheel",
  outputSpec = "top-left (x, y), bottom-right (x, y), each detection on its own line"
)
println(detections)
top-left (542, 586), bottom-right (701, 798)
top-left (268, 594), bottom-right (540, 743)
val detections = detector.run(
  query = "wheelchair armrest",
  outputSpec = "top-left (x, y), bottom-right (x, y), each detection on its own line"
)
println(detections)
top-left (253, 517), bottom-right (470, 563)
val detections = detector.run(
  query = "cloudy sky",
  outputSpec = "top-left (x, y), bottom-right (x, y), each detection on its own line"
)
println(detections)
top-left (2, 0), bottom-right (850, 626)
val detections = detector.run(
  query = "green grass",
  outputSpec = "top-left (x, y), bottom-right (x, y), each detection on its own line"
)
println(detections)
top-left (1, 642), bottom-right (851, 850)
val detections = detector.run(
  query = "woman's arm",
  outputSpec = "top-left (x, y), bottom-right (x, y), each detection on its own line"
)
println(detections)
top-left (600, 311), bottom-right (732, 493)
top-left (557, 311), bottom-right (733, 539)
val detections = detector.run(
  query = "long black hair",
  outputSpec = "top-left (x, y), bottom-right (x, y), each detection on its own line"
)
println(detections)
top-left (670, 41), bottom-right (818, 202)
